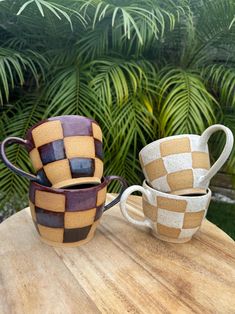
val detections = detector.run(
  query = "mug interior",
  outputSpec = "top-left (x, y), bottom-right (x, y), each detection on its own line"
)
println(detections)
top-left (144, 180), bottom-right (211, 199)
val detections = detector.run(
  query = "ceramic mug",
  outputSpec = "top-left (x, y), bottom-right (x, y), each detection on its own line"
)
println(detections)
top-left (1, 115), bottom-right (104, 188)
top-left (29, 175), bottom-right (128, 247)
top-left (120, 180), bottom-right (211, 243)
top-left (139, 124), bottom-right (234, 195)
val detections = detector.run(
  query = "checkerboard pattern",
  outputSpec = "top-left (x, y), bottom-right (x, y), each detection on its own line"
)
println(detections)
top-left (27, 116), bottom-right (103, 187)
top-left (29, 181), bottom-right (107, 246)
top-left (139, 136), bottom-right (211, 194)
top-left (142, 191), bottom-right (210, 241)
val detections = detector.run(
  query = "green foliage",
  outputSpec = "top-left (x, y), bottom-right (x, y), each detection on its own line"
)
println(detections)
top-left (0, 0), bottom-right (235, 207)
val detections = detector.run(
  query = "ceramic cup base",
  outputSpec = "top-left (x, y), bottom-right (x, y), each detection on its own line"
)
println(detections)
top-left (39, 226), bottom-right (98, 247)
top-left (151, 231), bottom-right (192, 243)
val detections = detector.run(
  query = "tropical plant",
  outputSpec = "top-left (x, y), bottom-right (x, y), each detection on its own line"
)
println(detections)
top-left (0, 0), bottom-right (235, 208)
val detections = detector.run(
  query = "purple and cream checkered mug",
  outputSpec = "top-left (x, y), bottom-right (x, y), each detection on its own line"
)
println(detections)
top-left (1, 115), bottom-right (104, 188)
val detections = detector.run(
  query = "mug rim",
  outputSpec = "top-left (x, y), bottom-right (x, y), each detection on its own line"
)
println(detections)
top-left (143, 180), bottom-right (211, 200)
top-left (25, 115), bottom-right (100, 138)
top-left (30, 176), bottom-right (108, 193)
top-left (139, 133), bottom-right (201, 157)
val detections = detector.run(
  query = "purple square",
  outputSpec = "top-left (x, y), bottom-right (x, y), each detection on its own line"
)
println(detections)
top-left (94, 139), bottom-right (103, 160)
top-left (60, 116), bottom-right (92, 137)
top-left (65, 189), bottom-right (97, 211)
top-left (39, 140), bottom-right (65, 165)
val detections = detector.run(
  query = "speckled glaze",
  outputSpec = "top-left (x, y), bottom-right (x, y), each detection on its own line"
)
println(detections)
top-left (139, 125), bottom-right (234, 195)
top-left (120, 180), bottom-right (211, 243)
top-left (29, 176), bottom-right (128, 247)
top-left (1, 116), bottom-right (104, 188)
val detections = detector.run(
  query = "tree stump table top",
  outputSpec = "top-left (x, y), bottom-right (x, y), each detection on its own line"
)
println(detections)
top-left (0, 194), bottom-right (234, 314)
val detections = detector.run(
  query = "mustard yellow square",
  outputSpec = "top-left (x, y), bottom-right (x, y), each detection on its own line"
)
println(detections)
top-left (192, 152), bottom-right (210, 169)
top-left (145, 158), bottom-right (167, 182)
top-left (43, 159), bottom-right (71, 187)
top-left (92, 122), bottom-right (102, 142)
top-left (157, 223), bottom-right (181, 238)
top-left (167, 169), bottom-right (193, 193)
top-left (38, 224), bottom-right (64, 243)
top-left (32, 120), bottom-right (63, 147)
top-left (160, 138), bottom-right (190, 157)
top-left (64, 136), bottom-right (95, 158)
top-left (94, 158), bottom-right (103, 178)
top-left (157, 196), bottom-right (187, 212)
top-left (143, 198), bottom-right (157, 221)
top-left (35, 190), bottom-right (66, 212)
top-left (97, 187), bottom-right (107, 206)
top-left (29, 148), bottom-right (43, 171)
top-left (183, 211), bottom-right (205, 229)
top-left (64, 208), bottom-right (96, 229)
top-left (29, 201), bottom-right (36, 221)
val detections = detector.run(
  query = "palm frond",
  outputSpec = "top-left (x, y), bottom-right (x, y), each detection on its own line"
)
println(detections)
top-left (43, 66), bottom-right (98, 117)
top-left (0, 95), bottom-right (46, 206)
top-left (0, 47), bottom-right (46, 105)
top-left (158, 68), bottom-right (217, 136)
top-left (202, 64), bottom-right (235, 108)
top-left (16, 0), bottom-right (86, 29)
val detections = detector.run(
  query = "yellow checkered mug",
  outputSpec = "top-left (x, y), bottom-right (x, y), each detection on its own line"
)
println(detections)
top-left (1, 115), bottom-right (104, 188)
top-left (120, 180), bottom-right (211, 243)
top-left (139, 124), bottom-right (233, 195)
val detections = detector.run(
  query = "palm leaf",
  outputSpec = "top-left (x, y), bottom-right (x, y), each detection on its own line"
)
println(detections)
top-left (158, 68), bottom-right (217, 136)
top-left (0, 95), bottom-right (46, 206)
top-left (202, 64), bottom-right (235, 108)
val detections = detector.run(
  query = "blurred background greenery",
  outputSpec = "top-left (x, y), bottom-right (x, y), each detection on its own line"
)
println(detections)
top-left (0, 0), bottom-right (234, 237)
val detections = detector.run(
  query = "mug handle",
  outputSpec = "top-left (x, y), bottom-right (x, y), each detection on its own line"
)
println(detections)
top-left (1, 136), bottom-right (39, 182)
top-left (120, 185), bottom-right (152, 228)
top-left (199, 124), bottom-right (234, 184)
top-left (103, 175), bottom-right (129, 211)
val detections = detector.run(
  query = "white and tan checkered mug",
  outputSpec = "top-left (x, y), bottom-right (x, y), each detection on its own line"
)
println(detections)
top-left (120, 180), bottom-right (211, 243)
top-left (139, 124), bottom-right (234, 195)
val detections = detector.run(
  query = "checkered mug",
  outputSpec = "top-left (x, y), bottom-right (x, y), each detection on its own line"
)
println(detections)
top-left (120, 180), bottom-right (211, 243)
top-left (29, 175), bottom-right (128, 246)
top-left (139, 124), bottom-right (233, 195)
top-left (1, 115), bottom-right (104, 188)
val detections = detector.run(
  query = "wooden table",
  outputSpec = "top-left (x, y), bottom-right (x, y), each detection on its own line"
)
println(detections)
top-left (0, 194), bottom-right (234, 314)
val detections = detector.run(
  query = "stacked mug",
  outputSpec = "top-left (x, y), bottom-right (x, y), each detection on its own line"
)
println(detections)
top-left (120, 125), bottom-right (234, 243)
top-left (1, 115), bottom-right (128, 247)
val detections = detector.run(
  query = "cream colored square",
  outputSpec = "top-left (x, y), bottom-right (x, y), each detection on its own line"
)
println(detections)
top-left (145, 158), bottom-right (167, 182)
top-left (32, 121), bottom-right (63, 147)
top-left (160, 138), bottom-right (191, 157)
top-left (167, 169), bottom-right (193, 193)
top-left (29, 201), bottom-right (36, 221)
top-left (192, 152), bottom-right (210, 169)
top-left (97, 187), bottom-right (107, 206)
top-left (44, 159), bottom-right (71, 186)
top-left (92, 123), bottom-right (102, 142)
top-left (140, 142), bottom-right (161, 166)
top-left (183, 210), bottom-right (205, 229)
top-left (143, 198), bottom-right (157, 221)
top-left (179, 227), bottom-right (199, 239)
top-left (64, 136), bottom-right (95, 158)
top-left (151, 176), bottom-right (171, 192)
top-left (157, 208), bottom-right (184, 228)
top-left (157, 223), bottom-right (181, 238)
top-left (163, 153), bottom-right (192, 173)
top-left (94, 158), bottom-right (103, 178)
top-left (64, 208), bottom-right (96, 229)
top-left (38, 224), bottom-right (64, 243)
top-left (29, 148), bottom-right (43, 171)
top-left (35, 190), bottom-right (65, 212)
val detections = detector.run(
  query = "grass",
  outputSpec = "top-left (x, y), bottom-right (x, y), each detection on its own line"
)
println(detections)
top-left (207, 200), bottom-right (235, 240)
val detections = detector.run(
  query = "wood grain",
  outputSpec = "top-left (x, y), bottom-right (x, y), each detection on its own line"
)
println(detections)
top-left (0, 194), bottom-right (234, 314)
